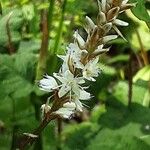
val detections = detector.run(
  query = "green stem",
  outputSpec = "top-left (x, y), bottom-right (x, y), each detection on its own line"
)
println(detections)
top-left (49, 0), bottom-right (67, 74)
top-left (48, 0), bottom-right (55, 32)
top-left (128, 52), bottom-right (133, 108)
top-left (135, 30), bottom-right (149, 66)
top-left (33, 1), bottom-right (55, 149)
top-left (53, 0), bottom-right (67, 53)
top-left (10, 97), bottom-right (17, 150)
top-left (57, 118), bottom-right (62, 150)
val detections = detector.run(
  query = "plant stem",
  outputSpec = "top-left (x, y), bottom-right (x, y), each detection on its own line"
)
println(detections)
top-left (18, 113), bottom-right (57, 150)
top-left (48, 0), bottom-right (55, 32)
top-left (57, 118), bottom-right (62, 150)
top-left (36, 0), bottom-right (55, 80)
top-left (128, 52), bottom-right (133, 107)
top-left (53, 0), bottom-right (67, 53)
top-left (33, 1), bottom-right (55, 149)
top-left (135, 30), bottom-right (149, 66)
top-left (50, 0), bottom-right (67, 74)
top-left (10, 97), bottom-right (17, 150)
top-left (36, 10), bottom-right (49, 80)
top-left (6, 13), bottom-right (15, 54)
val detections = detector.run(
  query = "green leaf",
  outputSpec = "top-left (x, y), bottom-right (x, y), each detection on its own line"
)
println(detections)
top-left (130, 0), bottom-right (150, 22)
top-left (62, 99), bottom-right (150, 150)
top-left (133, 65), bottom-right (150, 82)
top-left (62, 122), bottom-right (99, 150)
top-left (143, 90), bottom-right (150, 107)
top-left (129, 0), bottom-right (150, 27)
top-left (22, 3), bottom-right (35, 21)
top-left (107, 54), bottom-right (129, 64)
top-left (110, 81), bottom-right (148, 105)
top-left (0, 49), bottom-right (37, 99)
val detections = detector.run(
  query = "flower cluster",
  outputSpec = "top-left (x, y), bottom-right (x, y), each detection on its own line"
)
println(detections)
top-left (39, 0), bottom-right (134, 119)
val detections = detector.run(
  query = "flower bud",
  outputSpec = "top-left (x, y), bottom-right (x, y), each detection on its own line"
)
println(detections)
top-left (107, 7), bottom-right (120, 21)
top-left (103, 22), bottom-right (112, 33)
top-left (85, 16), bottom-right (96, 32)
top-left (114, 19), bottom-right (129, 26)
top-left (98, 11), bottom-right (106, 25)
top-left (103, 35), bottom-right (118, 43)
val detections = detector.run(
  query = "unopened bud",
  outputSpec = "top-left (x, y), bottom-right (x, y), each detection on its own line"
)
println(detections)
top-left (85, 16), bottom-right (96, 31)
top-left (107, 7), bottom-right (120, 21)
top-left (98, 11), bottom-right (106, 25)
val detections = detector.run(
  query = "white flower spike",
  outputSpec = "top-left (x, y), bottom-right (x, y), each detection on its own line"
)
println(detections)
top-left (38, 0), bottom-right (134, 119)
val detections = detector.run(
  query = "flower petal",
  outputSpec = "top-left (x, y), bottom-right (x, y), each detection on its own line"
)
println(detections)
top-left (39, 76), bottom-right (58, 92)
top-left (79, 90), bottom-right (91, 100)
top-left (73, 31), bottom-right (85, 47)
top-left (58, 84), bottom-right (71, 98)
top-left (74, 99), bottom-right (83, 112)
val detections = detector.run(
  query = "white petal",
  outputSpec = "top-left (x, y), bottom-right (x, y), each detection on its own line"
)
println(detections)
top-left (79, 90), bottom-right (91, 100)
top-left (73, 31), bottom-right (85, 47)
top-left (74, 99), bottom-right (83, 112)
top-left (55, 108), bottom-right (74, 119)
top-left (53, 73), bottom-right (67, 83)
top-left (57, 55), bottom-right (66, 60)
top-left (63, 102), bottom-right (76, 110)
top-left (39, 76), bottom-right (58, 92)
top-left (76, 77), bottom-right (85, 84)
top-left (72, 83), bottom-right (80, 96)
top-left (64, 70), bottom-right (74, 79)
top-left (114, 19), bottom-right (129, 26)
top-left (58, 84), bottom-right (71, 97)
top-left (122, 0), bottom-right (128, 5)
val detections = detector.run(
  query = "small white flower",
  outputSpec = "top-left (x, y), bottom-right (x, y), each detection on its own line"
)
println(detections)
top-left (39, 75), bottom-right (58, 92)
top-left (67, 43), bottom-right (85, 69)
top-left (54, 70), bottom-right (85, 98)
top-left (59, 43), bottom-right (87, 70)
top-left (54, 102), bottom-right (76, 119)
top-left (83, 57), bottom-right (100, 81)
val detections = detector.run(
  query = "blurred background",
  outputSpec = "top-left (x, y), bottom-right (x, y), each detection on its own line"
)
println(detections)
top-left (0, 0), bottom-right (150, 149)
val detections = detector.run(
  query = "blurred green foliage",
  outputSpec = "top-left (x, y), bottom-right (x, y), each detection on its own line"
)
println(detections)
top-left (0, 0), bottom-right (150, 150)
